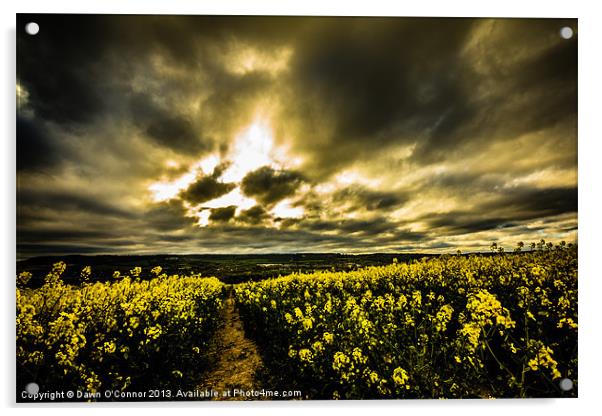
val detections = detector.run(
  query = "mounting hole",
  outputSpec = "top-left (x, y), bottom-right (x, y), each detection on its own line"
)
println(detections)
top-left (559, 378), bottom-right (574, 391)
top-left (25, 382), bottom-right (39, 395)
top-left (25, 22), bottom-right (39, 36)
top-left (560, 26), bottom-right (573, 40)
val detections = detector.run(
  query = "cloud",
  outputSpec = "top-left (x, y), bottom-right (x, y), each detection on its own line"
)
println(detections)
top-left (332, 186), bottom-right (408, 211)
top-left (17, 15), bottom-right (114, 125)
top-left (423, 187), bottom-right (578, 235)
top-left (237, 205), bottom-right (270, 224)
top-left (15, 14), bottom-right (578, 257)
top-left (17, 115), bottom-right (62, 171)
top-left (277, 18), bottom-right (479, 177)
top-left (18, 188), bottom-right (135, 221)
top-left (180, 175), bottom-right (236, 204)
top-left (209, 206), bottom-right (237, 222)
top-left (241, 166), bottom-right (305, 205)
top-left (274, 18), bottom-right (577, 176)
top-left (143, 199), bottom-right (197, 232)
top-left (481, 186), bottom-right (578, 219)
top-left (129, 93), bottom-right (208, 153)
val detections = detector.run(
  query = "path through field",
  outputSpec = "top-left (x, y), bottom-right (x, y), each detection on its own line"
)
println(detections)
top-left (196, 285), bottom-right (266, 400)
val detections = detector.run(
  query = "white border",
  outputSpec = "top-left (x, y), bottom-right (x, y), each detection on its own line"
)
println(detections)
top-left (2, 1), bottom-right (601, 415)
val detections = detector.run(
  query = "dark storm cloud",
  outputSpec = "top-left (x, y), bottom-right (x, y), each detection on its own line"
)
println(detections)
top-left (282, 17), bottom-right (479, 175)
top-left (333, 186), bottom-right (408, 211)
top-left (211, 162), bottom-right (233, 179)
top-left (337, 218), bottom-right (394, 236)
top-left (481, 186), bottom-right (578, 218)
top-left (425, 187), bottom-right (578, 235)
top-left (413, 20), bottom-right (577, 162)
top-left (16, 15), bottom-right (578, 257)
top-left (17, 14), bottom-right (113, 124)
top-left (428, 216), bottom-right (516, 235)
top-left (427, 171), bottom-right (501, 191)
top-left (143, 199), bottom-right (197, 232)
top-left (381, 228), bottom-right (429, 243)
top-left (129, 93), bottom-right (207, 153)
top-left (209, 206), bottom-right (237, 222)
top-left (241, 166), bottom-right (305, 205)
top-left (18, 15), bottom-right (576, 167)
top-left (279, 17), bottom-right (577, 174)
top-left (180, 175), bottom-right (236, 205)
top-left (16, 115), bottom-right (61, 171)
top-left (301, 217), bottom-right (403, 238)
top-left (17, 189), bottom-right (135, 220)
top-left (237, 205), bottom-right (270, 225)
top-left (16, 14), bottom-right (283, 155)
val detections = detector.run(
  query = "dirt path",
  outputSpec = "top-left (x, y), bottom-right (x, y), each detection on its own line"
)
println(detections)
top-left (197, 285), bottom-right (266, 400)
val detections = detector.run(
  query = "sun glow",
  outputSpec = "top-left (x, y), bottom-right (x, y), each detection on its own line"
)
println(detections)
top-left (271, 199), bottom-right (304, 219)
top-left (149, 170), bottom-right (198, 202)
top-left (17, 82), bottom-right (30, 109)
top-left (219, 120), bottom-right (277, 183)
top-left (194, 209), bottom-right (211, 227)
top-left (149, 116), bottom-right (304, 227)
top-left (201, 188), bottom-right (257, 212)
top-left (198, 154), bottom-right (220, 175)
top-left (334, 169), bottom-right (381, 187)
top-left (223, 44), bottom-right (293, 76)
top-left (149, 154), bottom-right (223, 203)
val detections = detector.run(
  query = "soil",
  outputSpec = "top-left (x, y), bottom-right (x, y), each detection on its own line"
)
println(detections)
top-left (196, 286), bottom-right (266, 400)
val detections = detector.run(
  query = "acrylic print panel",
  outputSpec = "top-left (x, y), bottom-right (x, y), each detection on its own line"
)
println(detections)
top-left (16, 14), bottom-right (577, 402)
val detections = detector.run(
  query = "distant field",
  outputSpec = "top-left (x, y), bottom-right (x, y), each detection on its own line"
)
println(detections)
top-left (17, 253), bottom-right (436, 286)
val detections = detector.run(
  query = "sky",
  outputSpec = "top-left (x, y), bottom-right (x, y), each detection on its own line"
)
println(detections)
top-left (16, 15), bottom-right (577, 258)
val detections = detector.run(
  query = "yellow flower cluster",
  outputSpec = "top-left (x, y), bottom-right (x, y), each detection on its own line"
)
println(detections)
top-left (17, 262), bottom-right (224, 398)
top-left (434, 304), bottom-right (454, 332)
top-left (460, 322), bottom-right (482, 350)
top-left (557, 317), bottom-right (578, 329)
top-left (235, 245), bottom-right (577, 399)
top-left (392, 367), bottom-right (410, 389)
top-left (332, 351), bottom-right (351, 371)
top-left (465, 290), bottom-right (516, 330)
top-left (80, 266), bottom-right (92, 282)
top-left (527, 341), bottom-right (562, 380)
top-left (17, 271), bottom-right (32, 287)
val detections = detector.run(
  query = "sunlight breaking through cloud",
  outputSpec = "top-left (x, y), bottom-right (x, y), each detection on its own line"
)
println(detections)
top-left (16, 15), bottom-right (577, 256)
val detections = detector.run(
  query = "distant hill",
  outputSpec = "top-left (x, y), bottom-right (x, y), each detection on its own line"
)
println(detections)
top-left (17, 252), bottom-right (439, 286)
